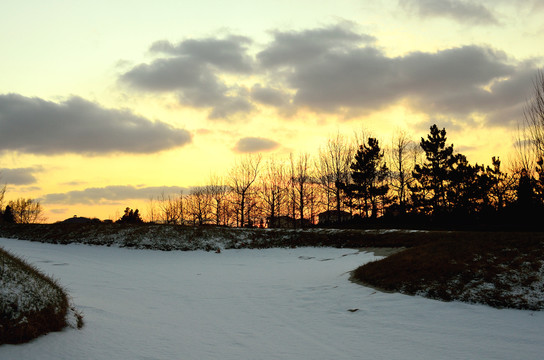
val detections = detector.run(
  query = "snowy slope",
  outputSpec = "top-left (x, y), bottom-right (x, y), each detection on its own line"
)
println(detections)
top-left (0, 237), bottom-right (542, 360)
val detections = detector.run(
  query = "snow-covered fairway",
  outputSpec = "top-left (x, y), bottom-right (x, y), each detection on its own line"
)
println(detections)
top-left (1, 238), bottom-right (542, 360)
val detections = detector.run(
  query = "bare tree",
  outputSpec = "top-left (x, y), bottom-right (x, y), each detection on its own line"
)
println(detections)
top-left (523, 69), bottom-right (544, 161)
top-left (291, 152), bottom-right (312, 227)
top-left (316, 133), bottom-right (353, 215)
top-left (146, 196), bottom-right (158, 223)
top-left (228, 154), bottom-right (262, 227)
top-left (186, 187), bottom-right (214, 225)
top-left (0, 183), bottom-right (5, 212)
top-left (8, 198), bottom-right (46, 223)
top-left (388, 131), bottom-right (418, 212)
top-left (260, 157), bottom-right (287, 227)
top-left (207, 174), bottom-right (229, 226)
top-left (157, 191), bottom-right (184, 224)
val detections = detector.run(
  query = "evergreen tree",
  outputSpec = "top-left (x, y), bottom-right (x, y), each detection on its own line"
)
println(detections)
top-left (410, 125), bottom-right (454, 215)
top-left (2, 205), bottom-right (15, 223)
top-left (118, 207), bottom-right (144, 224)
top-left (345, 137), bottom-right (389, 218)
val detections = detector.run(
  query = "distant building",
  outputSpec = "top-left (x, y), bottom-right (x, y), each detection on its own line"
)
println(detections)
top-left (267, 215), bottom-right (311, 228)
top-left (318, 210), bottom-right (352, 226)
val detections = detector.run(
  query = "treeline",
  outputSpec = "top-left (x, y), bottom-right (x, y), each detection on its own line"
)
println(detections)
top-left (139, 123), bottom-right (529, 230)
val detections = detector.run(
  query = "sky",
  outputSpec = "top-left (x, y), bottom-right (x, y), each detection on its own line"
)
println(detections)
top-left (1, 0), bottom-right (543, 222)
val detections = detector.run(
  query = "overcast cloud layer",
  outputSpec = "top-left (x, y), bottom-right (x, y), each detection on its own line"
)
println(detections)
top-left (0, 94), bottom-right (192, 155)
top-left (44, 185), bottom-right (188, 205)
top-left (120, 24), bottom-right (542, 126)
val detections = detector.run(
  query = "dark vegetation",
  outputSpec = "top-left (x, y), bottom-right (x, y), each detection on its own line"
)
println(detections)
top-left (0, 247), bottom-right (83, 345)
top-left (352, 232), bottom-right (544, 310)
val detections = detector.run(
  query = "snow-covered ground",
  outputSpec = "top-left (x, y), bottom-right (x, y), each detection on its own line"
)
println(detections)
top-left (0, 238), bottom-right (542, 360)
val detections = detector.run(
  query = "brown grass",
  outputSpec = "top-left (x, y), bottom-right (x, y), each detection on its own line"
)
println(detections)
top-left (352, 232), bottom-right (544, 310)
top-left (0, 247), bottom-right (83, 344)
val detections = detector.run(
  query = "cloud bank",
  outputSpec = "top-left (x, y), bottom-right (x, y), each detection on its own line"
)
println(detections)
top-left (119, 24), bottom-right (541, 127)
top-left (44, 185), bottom-right (188, 205)
top-left (0, 94), bottom-right (192, 155)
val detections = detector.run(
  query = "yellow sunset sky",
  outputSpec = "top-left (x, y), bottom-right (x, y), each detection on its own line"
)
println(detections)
top-left (1, 0), bottom-right (543, 222)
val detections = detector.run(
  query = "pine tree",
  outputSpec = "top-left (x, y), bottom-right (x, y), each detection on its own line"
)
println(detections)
top-left (345, 137), bottom-right (389, 218)
top-left (410, 125), bottom-right (454, 215)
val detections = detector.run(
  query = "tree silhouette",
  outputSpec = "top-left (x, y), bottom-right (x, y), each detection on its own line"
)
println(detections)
top-left (2, 205), bottom-right (15, 223)
top-left (344, 137), bottom-right (389, 218)
top-left (410, 125), bottom-right (454, 215)
top-left (118, 207), bottom-right (144, 224)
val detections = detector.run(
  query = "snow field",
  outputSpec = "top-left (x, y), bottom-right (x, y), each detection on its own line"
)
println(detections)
top-left (0, 237), bottom-right (542, 360)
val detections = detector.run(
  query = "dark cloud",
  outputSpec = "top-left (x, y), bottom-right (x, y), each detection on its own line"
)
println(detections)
top-left (399, 0), bottom-right (499, 25)
top-left (257, 25), bottom-right (375, 68)
top-left (257, 26), bottom-right (537, 126)
top-left (120, 24), bottom-right (540, 127)
top-left (233, 137), bottom-right (280, 153)
top-left (250, 84), bottom-right (290, 107)
top-left (149, 35), bottom-right (254, 73)
top-left (121, 35), bottom-right (255, 120)
top-left (43, 185), bottom-right (188, 205)
top-left (0, 166), bottom-right (42, 185)
top-left (0, 94), bottom-right (192, 155)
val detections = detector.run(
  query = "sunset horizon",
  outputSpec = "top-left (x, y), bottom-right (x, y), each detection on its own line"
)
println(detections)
top-left (1, 0), bottom-right (543, 222)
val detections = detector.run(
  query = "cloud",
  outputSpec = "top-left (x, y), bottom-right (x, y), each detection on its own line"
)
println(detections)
top-left (149, 35), bottom-right (254, 73)
top-left (43, 185), bottom-right (188, 205)
top-left (121, 35), bottom-right (255, 120)
top-left (256, 25), bottom-right (539, 125)
top-left (0, 166), bottom-right (43, 185)
top-left (120, 24), bottom-right (541, 128)
top-left (0, 94), bottom-right (192, 155)
top-left (399, 0), bottom-right (499, 25)
top-left (257, 25), bottom-right (375, 68)
top-left (233, 137), bottom-right (280, 153)
top-left (250, 84), bottom-right (290, 107)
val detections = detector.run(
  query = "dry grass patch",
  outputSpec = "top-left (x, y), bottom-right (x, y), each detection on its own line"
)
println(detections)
top-left (0, 247), bottom-right (83, 344)
top-left (352, 232), bottom-right (544, 310)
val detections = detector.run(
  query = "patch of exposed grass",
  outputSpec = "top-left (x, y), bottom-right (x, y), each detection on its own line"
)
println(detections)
top-left (352, 232), bottom-right (544, 310)
top-left (0, 247), bottom-right (83, 345)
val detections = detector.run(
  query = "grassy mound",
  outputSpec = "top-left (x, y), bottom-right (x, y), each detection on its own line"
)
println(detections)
top-left (352, 232), bottom-right (544, 310)
top-left (0, 247), bottom-right (83, 344)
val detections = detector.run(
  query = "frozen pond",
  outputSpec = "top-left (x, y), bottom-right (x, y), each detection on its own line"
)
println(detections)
top-left (1, 237), bottom-right (542, 359)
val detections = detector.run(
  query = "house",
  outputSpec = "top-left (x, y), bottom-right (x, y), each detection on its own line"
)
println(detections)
top-left (267, 215), bottom-right (311, 228)
top-left (318, 210), bottom-right (352, 226)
